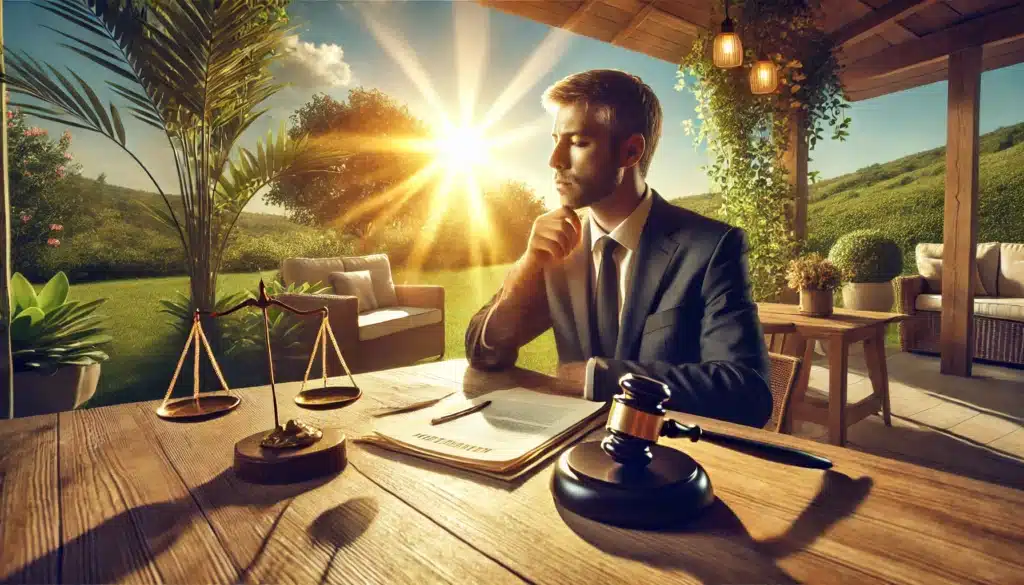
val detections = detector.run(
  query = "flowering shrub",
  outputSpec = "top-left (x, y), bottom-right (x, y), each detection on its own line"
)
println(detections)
top-left (7, 92), bottom-right (83, 279)
top-left (786, 253), bottom-right (843, 291)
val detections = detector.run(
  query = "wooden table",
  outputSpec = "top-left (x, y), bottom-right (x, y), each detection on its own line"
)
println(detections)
top-left (758, 303), bottom-right (909, 447)
top-left (2, 359), bottom-right (1021, 584)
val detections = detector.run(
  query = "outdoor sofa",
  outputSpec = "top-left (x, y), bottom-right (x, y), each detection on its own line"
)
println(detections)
top-left (895, 242), bottom-right (1024, 367)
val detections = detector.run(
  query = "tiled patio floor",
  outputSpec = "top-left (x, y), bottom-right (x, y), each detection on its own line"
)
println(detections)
top-left (788, 348), bottom-right (1024, 488)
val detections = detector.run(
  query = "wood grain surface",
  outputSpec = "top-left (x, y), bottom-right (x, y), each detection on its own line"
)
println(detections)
top-left (2, 358), bottom-right (1022, 584)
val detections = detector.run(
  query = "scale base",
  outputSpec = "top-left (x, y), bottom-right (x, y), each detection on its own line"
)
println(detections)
top-left (234, 426), bottom-right (347, 484)
top-left (552, 440), bottom-right (715, 530)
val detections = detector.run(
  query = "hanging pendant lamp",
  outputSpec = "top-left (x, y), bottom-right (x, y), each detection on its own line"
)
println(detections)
top-left (713, 0), bottom-right (742, 69)
top-left (749, 58), bottom-right (779, 94)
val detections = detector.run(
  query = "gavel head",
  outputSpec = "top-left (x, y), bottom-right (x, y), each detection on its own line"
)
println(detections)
top-left (601, 373), bottom-right (672, 466)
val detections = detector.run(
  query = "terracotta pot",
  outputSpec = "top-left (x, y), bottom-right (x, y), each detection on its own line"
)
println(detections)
top-left (841, 281), bottom-right (895, 313)
top-left (13, 363), bottom-right (101, 417)
top-left (799, 288), bottom-right (834, 317)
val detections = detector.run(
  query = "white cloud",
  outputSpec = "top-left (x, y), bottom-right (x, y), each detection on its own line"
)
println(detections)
top-left (274, 35), bottom-right (353, 89)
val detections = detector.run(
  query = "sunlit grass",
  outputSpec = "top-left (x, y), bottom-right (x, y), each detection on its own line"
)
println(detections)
top-left (68, 267), bottom-right (558, 408)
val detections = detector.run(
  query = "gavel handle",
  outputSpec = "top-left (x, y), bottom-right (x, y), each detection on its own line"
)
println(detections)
top-left (661, 420), bottom-right (833, 470)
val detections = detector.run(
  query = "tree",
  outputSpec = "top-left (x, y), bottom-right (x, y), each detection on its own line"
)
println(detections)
top-left (2, 0), bottom-right (351, 313)
top-left (265, 89), bottom-right (433, 235)
top-left (7, 105), bottom-right (84, 279)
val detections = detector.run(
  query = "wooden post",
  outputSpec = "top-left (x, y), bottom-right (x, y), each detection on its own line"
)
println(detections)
top-left (1, 1), bottom-right (12, 419)
top-left (779, 109), bottom-right (809, 308)
top-left (940, 46), bottom-right (982, 377)
top-left (784, 110), bottom-right (809, 245)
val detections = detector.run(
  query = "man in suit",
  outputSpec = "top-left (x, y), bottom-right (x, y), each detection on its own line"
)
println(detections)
top-left (465, 69), bottom-right (772, 428)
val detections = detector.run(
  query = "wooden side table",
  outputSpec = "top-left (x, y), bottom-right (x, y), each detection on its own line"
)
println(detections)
top-left (757, 303), bottom-right (908, 446)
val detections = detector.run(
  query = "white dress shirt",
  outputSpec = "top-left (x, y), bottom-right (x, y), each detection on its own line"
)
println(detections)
top-left (480, 186), bottom-right (655, 401)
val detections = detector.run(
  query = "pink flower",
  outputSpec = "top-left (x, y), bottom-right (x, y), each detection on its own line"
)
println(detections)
top-left (55, 166), bottom-right (66, 178)
top-left (61, 131), bottom-right (71, 142)
top-left (63, 152), bottom-right (73, 160)
top-left (23, 127), bottom-right (47, 137)
top-left (6, 111), bottom-right (13, 120)
top-left (47, 238), bottom-right (60, 248)
top-left (20, 214), bottom-right (31, 224)
top-left (50, 224), bottom-right (63, 231)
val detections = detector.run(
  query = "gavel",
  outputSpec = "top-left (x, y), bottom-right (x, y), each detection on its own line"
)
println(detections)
top-left (602, 373), bottom-right (833, 470)
top-left (551, 373), bottom-right (832, 529)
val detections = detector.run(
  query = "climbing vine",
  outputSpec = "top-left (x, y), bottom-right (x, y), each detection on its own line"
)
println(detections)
top-left (677, 0), bottom-right (851, 301)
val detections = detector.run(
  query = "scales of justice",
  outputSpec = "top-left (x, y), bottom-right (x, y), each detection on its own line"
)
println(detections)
top-left (154, 279), bottom-right (361, 484)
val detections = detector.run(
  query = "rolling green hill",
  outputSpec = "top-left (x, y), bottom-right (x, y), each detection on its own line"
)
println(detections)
top-left (670, 121), bottom-right (1024, 272)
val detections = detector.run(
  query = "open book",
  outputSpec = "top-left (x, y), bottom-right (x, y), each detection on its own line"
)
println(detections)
top-left (357, 388), bottom-right (608, 480)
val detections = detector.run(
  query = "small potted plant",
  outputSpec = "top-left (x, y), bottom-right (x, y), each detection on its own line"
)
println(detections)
top-left (10, 271), bottom-right (111, 417)
top-left (786, 253), bottom-right (843, 317)
top-left (828, 229), bottom-right (903, 312)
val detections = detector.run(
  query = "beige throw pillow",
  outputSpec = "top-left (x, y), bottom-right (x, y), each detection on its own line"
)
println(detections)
top-left (342, 254), bottom-right (398, 307)
top-left (330, 270), bottom-right (378, 313)
top-left (915, 243), bottom-right (990, 296)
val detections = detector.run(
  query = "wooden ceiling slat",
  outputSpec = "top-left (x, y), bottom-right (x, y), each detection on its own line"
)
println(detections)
top-left (645, 7), bottom-right (701, 36)
top-left (898, 1), bottom-right (969, 37)
top-left (648, 1), bottom-right (709, 32)
top-left (572, 15), bottom-right (627, 42)
top-left (589, 1), bottom-right (632, 22)
top-left (831, 0), bottom-right (936, 46)
top-left (640, 17), bottom-right (697, 47)
top-left (611, 1), bottom-right (658, 44)
top-left (563, 0), bottom-right (603, 31)
top-left (479, 1), bottom-right (578, 28)
top-left (844, 3), bottom-right (1024, 81)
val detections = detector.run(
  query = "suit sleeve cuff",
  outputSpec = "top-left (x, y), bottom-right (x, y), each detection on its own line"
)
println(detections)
top-left (479, 301), bottom-right (500, 350)
top-left (583, 358), bottom-right (596, 400)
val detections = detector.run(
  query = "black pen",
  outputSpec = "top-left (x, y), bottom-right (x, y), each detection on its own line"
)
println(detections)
top-left (430, 400), bottom-right (492, 426)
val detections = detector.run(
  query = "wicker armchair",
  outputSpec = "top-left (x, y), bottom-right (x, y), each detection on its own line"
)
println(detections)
top-left (766, 352), bottom-right (802, 433)
top-left (895, 242), bottom-right (1024, 368)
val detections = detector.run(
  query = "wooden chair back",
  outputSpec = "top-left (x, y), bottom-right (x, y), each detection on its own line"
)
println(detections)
top-left (765, 352), bottom-right (802, 433)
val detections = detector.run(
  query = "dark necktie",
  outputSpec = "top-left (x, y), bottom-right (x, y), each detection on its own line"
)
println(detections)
top-left (593, 237), bottom-right (620, 358)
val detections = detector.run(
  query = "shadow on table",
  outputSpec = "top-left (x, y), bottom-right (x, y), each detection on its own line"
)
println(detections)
top-left (6, 466), bottom-right (339, 585)
top-left (556, 470), bottom-right (873, 583)
top-left (308, 497), bottom-right (380, 585)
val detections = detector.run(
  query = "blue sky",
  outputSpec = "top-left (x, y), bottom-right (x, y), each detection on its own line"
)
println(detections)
top-left (5, 0), bottom-right (1024, 215)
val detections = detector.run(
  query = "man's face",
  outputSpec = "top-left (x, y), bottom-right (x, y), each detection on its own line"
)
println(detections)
top-left (548, 102), bottom-right (622, 210)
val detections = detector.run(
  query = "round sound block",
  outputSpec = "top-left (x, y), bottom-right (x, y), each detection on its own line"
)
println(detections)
top-left (234, 427), bottom-right (347, 484)
top-left (156, 394), bottom-right (240, 421)
top-left (294, 385), bottom-right (361, 409)
top-left (551, 440), bottom-right (715, 530)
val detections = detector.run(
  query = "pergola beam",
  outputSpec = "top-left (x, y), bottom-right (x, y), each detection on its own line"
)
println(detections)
top-left (832, 0), bottom-right (935, 47)
top-left (562, 0), bottom-right (602, 32)
top-left (940, 45), bottom-right (982, 378)
top-left (611, 1), bottom-right (658, 45)
top-left (843, 3), bottom-right (1024, 81)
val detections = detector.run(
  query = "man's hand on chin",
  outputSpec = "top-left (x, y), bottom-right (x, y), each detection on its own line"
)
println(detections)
top-left (554, 361), bottom-right (588, 396)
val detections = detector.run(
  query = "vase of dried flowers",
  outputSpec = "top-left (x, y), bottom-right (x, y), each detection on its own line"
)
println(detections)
top-left (786, 253), bottom-right (844, 317)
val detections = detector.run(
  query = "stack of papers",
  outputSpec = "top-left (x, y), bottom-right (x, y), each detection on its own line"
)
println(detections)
top-left (357, 388), bottom-right (608, 480)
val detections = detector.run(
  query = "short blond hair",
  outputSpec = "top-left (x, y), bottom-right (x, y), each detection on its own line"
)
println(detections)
top-left (542, 69), bottom-right (663, 177)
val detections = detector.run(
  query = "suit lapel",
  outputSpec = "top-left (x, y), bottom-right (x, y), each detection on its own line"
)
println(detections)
top-left (615, 192), bottom-right (678, 358)
top-left (566, 219), bottom-right (593, 358)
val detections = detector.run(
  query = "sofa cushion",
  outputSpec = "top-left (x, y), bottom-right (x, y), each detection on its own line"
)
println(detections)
top-left (343, 254), bottom-right (398, 308)
top-left (915, 242), bottom-right (998, 295)
top-left (914, 294), bottom-right (1024, 324)
top-left (998, 243), bottom-right (1024, 297)
top-left (329, 270), bottom-right (377, 313)
top-left (280, 257), bottom-right (346, 289)
top-left (357, 306), bottom-right (443, 341)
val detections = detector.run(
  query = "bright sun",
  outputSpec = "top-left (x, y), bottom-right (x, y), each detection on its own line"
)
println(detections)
top-left (431, 123), bottom-right (491, 171)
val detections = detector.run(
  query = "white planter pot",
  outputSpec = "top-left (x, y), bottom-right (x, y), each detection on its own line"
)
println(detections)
top-left (841, 281), bottom-right (895, 313)
top-left (13, 363), bottom-right (101, 417)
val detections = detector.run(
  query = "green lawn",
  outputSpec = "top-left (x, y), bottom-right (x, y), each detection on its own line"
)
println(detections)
top-left (70, 264), bottom-right (560, 408)
top-left (67, 266), bottom-right (900, 409)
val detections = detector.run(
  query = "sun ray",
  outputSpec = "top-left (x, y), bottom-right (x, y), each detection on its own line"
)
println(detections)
top-left (359, 7), bottom-right (450, 123)
top-left (478, 27), bottom-right (574, 132)
top-left (404, 170), bottom-right (459, 279)
top-left (487, 115), bottom-right (553, 151)
top-left (454, 2), bottom-right (489, 126)
top-left (335, 161), bottom-right (444, 230)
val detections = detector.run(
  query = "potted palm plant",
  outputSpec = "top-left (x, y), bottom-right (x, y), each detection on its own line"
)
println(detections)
top-left (10, 271), bottom-right (111, 417)
top-left (786, 253), bottom-right (843, 317)
top-left (828, 229), bottom-right (903, 312)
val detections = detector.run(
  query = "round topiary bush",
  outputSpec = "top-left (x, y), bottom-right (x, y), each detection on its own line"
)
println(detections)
top-left (828, 229), bottom-right (903, 283)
